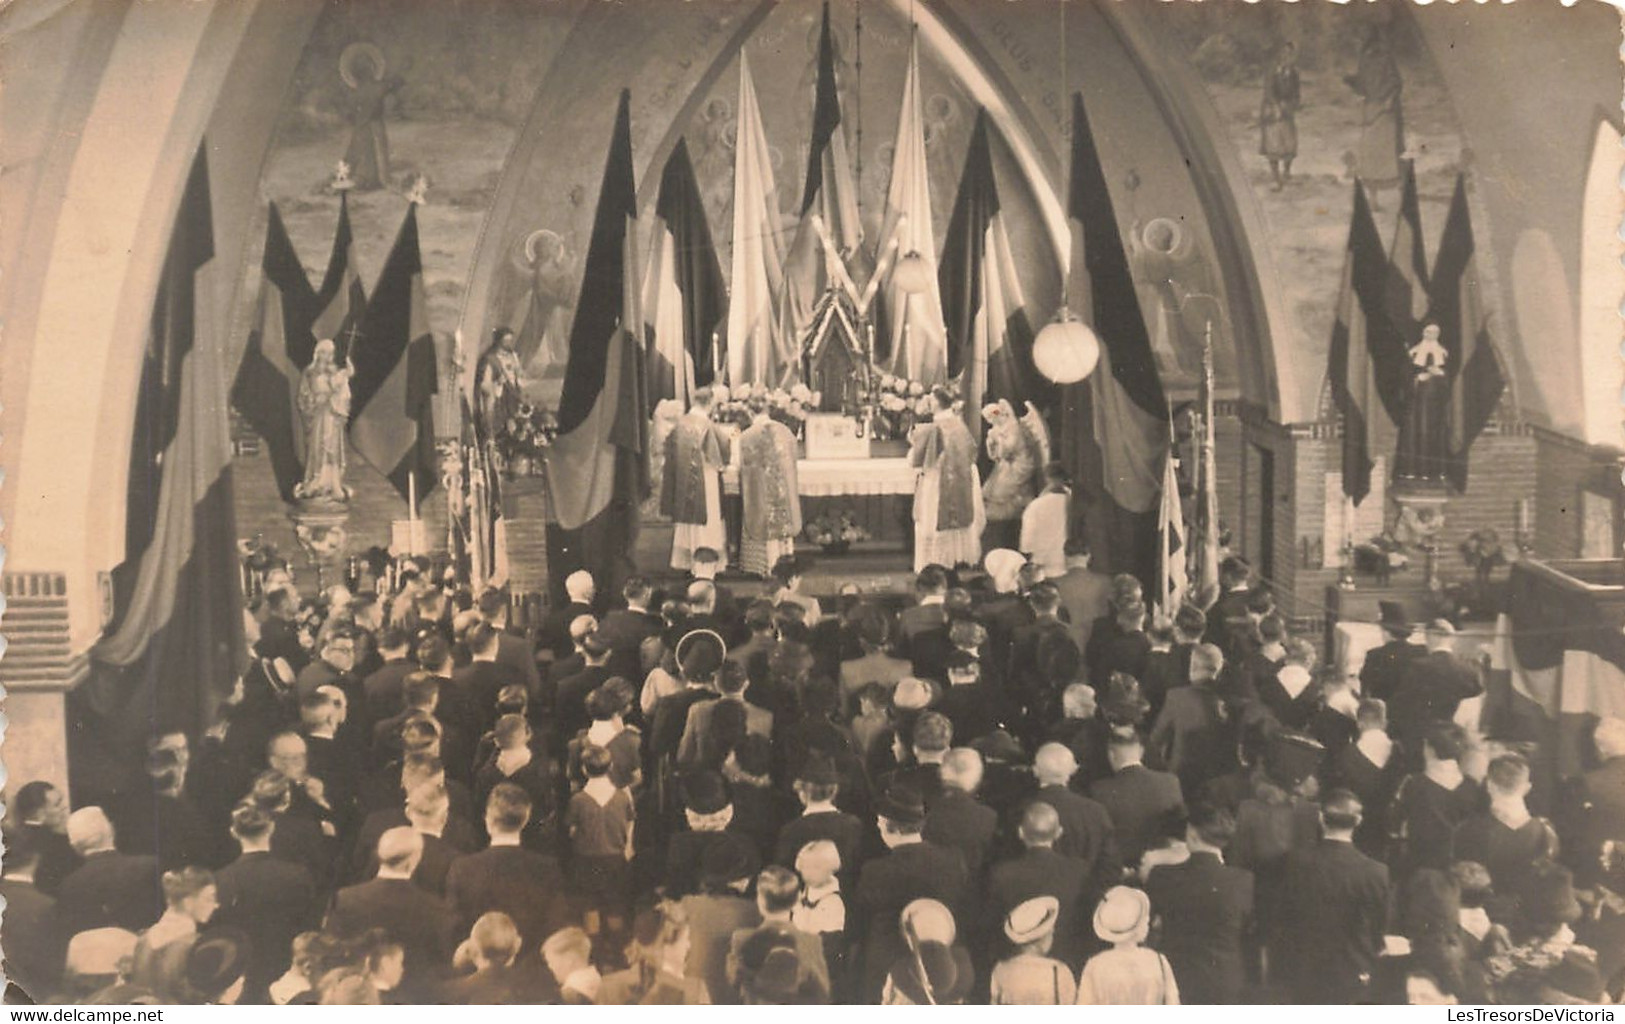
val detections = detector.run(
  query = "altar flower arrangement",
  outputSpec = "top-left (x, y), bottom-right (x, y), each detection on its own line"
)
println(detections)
top-left (497, 402), bottom-right (558, 474)
top-left (1353, 530), bottom-right (1408, 582)
top-left (710, 386), bottom-right (819, 431)
top-left (804, 509), bottom-right (870, 553)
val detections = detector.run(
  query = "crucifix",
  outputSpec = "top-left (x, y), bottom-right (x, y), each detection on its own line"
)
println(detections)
top-left (337, 321), bottom-right (364, 362)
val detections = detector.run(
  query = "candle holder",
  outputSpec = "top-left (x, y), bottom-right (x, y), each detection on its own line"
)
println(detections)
top-left (1337, 539), bottom-right (1356, 590)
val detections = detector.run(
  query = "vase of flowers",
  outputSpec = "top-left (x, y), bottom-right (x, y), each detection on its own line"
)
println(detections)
top-left (496, 402), bottom-right (558, 477)
top-left (804, 510), bottom-right (869, 554)
top-left (1458, 528), bottom-right (1507, 619)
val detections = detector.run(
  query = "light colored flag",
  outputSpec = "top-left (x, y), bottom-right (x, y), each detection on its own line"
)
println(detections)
top-left (876, 29), bottom-right (948, 385)
top-left (1158, 447), bottom-right (1187, 616)
top-left (725, 52), bottom-right (785, 388)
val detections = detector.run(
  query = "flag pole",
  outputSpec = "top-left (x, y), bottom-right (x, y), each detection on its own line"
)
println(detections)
top-left (409, 467), bottom-right (419, 545)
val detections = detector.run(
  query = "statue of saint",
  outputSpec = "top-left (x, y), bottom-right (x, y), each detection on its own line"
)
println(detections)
top-left (295, 339), bottom-right (354, 504)
top-left (476, 327), bottom-right (526, 445)
top-left (1395, 323), bottom-right (1449, 484)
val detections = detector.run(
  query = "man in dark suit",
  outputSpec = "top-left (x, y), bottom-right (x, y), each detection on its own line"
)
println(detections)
top-left (650, 631), bottom-right (726, 761)
top-left (213, 802), bottom-right (318, 1002)
top-left (1202, 557), bottom-right (1254, 653)
top-left (445, 783), bottom-right (571, 953)
top-left (553, 632), bottom-right (614, 745)
top-left (987, 801), bottom-right (1091, 967)
top-left (55, 808), bottom-right (162, 937)
top-left (595, 576), bottom-right (664, 682)
top-left (1145, 802), bottom-right (1254, 1004)
top-left (898, 566), bottom-right (950, 662)
top-left (1388, 621), bottom-right (1484, 770)
top-left (678, 661), bottom-right (773, 769)
top-left (455, 621), bottom-right (522, 739)
top-left (922, 748), bottom-right (998, 881)
top-left (1052, 542), bottom-right (1113, 655)
top-left (1272, 790), bottom-right (1390, 1004)
top-left (1089, 730), bottom-right (1185, 870)
top-left (775, 757), bottom-right (866, 883)
top-left (1149, 643), bottom-right (1236, 797)
top-left (476, 587), bottom-right (543, 700)
top-left (0, 826), bottom-right (65, 997)
top-left (326, 827), bottom-right (453, 994)
top-left (539, 569), bottom-right (598, 663)
top-left (361, 627), bottom-right (417, 733)
top-left (852, 786), bottom-right (969, 1001)
top-left (1018, 743), bottom-right (1121, 900)
top-left (1359, 601), bottom-right (1425, 706)
top-left (1088, 600), bottom-right (1151, 689)
top-left (9, 782), bottom-right (80, 896)
top-left (433, 911), bottom-right (532, 1004)
top-left (1007, 583), bottom-right (1075, 726)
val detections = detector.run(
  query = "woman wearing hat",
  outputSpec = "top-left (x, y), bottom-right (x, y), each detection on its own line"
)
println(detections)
top-left (880, 899), bottom-right (974, 1005)
top-left (1076, 886), bottom-right (1180, 1004)
top-left (991, 896), bottom-right (1077, 1005)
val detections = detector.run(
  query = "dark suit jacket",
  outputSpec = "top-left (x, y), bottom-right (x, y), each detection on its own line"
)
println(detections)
top-left (19, 825), bottom-right (80, 897)
top-left (213, 850), bottom-right (318, 993)
top-left (1, 879), bottom-right (63, 996)
top-left (270, 810), bottom-right (333, 889)
top-left (1021, 784), bottom-right (1121, 898)
top-left (351, 810), bottom-right (475, 886)
top-left (852, 840), bottom-right (969, 1000)
top-left (597, 609), bottom-right (663, 680)
top-left (362, 658), bottom-right (417, 729)
top-left (111, 789), bottom-right (227, 870)
top-left (1145, 851), bottom-right (1254, 1004)
top-left (922, 789), bottom-right (998, 879)
top-left (495, 632), bottom-right (543, 701)
top-left (454, 659), bottom-right (522, 738)
top-left (1275, 839), bottom-right (1390, 1003)
top-left (433, 963), bottom-right (535, 1004)
top-left (554, 665), bottom-right (612, 743)
top-left (898, 602), bottom-right (948, 649)
top-left (444, 844), bottom-right (571, 950)
top-left (326, 877), bottom-right (453, 986)
top-left (1358, 638), bottom-right (1425, 705)
top-left (774, 810), bottom-right (867, 880)
top-left (650, 686), bottom-right (718, 760)
top-left (1090, 763), bottom-right (1185, 868)
top-left (55, 850), bottom-right (163, 936)
top-left (987, 846), bottom-right (1090, 966)
top-left (1149, 685), bottom-right (1234, 794)
top-left (1053, 568), bottom-right (1113, 652)
top-left (540, 602), bottom-right (595, 662)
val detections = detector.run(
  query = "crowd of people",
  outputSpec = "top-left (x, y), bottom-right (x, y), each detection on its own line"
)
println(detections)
top-left (5, 546), bottom-right (1623, 1005)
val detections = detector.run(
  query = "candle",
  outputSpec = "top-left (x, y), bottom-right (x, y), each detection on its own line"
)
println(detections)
top-left (1517, 497), bottom-right (1531, 534)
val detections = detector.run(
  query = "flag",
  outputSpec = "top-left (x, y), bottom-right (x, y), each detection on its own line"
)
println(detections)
top-left (455, 392), bottom-right (508, 591)
top-left (1059, 92), bottom-right (1168, 592)
top-left (232, 202), bottom-right (318, 502)
top-left (91, 144), bottom-right (246, 747)
top-left (725, 52), bottom-right (785, 388)
top-left (1327, 183), bottom-right (1393, 505)
top-left (1430, 173), bottom-right (1505, 492)
top-left (1369, 159), bottom-right (1429, 425)
top-left (778, 1), bottom-right (862, 370)
top-left (644, 137), bottom-right (725, 405)
top-left (1191, 336), bottom-right (1222, 610)
top-left (1157, 446), bottom-right (1187, 616)
top-left (350, 203), bottom-right (439, 501)
top-left (544, 89), bottom-right (649, 601)
top-left (938, 110), bottom-right (1038, 445)
top-left (312, 191), bottom-right (366, 364)
top-left (875, 28), bottom-right (948, 384)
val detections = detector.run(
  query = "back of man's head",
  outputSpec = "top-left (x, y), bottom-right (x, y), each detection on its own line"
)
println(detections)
top-left (622, 576), bottom-right (652, 607)
top-left (916, 565), bottom-right (948, 595)
top-left (470, 912), bottom-right (522, 968)
top-left (1019, 801), bottom-right (1062, 847)
top-left (565, 570), bottom-right (596, 604)
top-left (67, 807), bottom-right (115, 855)
top-left (1321, 788), bottom-right (1364, 832)
top-left (1485, 753), bottom-right (1531, 798)
top-left (466, 621), bottom-right (499, 658)
top-left (415, 634), bottom-right (451, 674)
top-left (405, 784), bottom-right (451, 829)
top-left (486, 782), bottom-right (532, 836)
top-left (1027, 583), bottom-right (1061, 617)
top-left (940, 748), bottom-right (984, 794)
top-left (716, 660), bottom-right (749, 697)
top-left (756, 866), bottom-right (801, 916)
top-left (377, 826), bottom-right (424, 873)
top-left (912, 712), bottom-right (953, 756)
top-left (1356, 698), bottom-right (1388, 731)
top-left (1186, 801), bottom-right (1237, 849)
top-left (229, 801), bottom-right (275, 844)
top-left (569, 614), bottom-right (599, 645)
top-left (1107, 729), bottom-right (1144, 769)
top-left (686, 580), bottom-right (717, 611)
top-left (1173, 604), bottom-right (1207, 642)
top-left (1190, 643), bottom-right (1225, 683)
top-left (476, 587), bottom-right (508, 621)
top-left (1033, 743), bottom-right (1078, 786)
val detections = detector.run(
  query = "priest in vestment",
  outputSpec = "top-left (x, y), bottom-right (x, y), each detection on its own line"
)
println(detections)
top-left (909, 387), bottom-right (985, 572)
top-left (662, 386), bottom-right (732, 571)
top-left (738, 396), bottom-right (801, 578)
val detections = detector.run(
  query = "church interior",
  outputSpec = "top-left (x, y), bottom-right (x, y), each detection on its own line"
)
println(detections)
top-left (2, 0), bottom-right (1623, 1006)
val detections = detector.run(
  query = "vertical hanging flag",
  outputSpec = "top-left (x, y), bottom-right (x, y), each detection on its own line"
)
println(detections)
top-left (1157, 446), bottom-right (1188, 617)
top-left (1327, 182), bottom-right (1393, 505)
top-left (232, 202), bottom-right (319, 501)
top-left (875, 28), bottom-right (948, 384)
top-left (92, 144), bottom-right (246, 744)
top-left (1191, 331), bottom-right (1222, 610)
top-left (937, 110), bottom-right (1037, 445)
top-left (1430, 173), bottom-right (1505, 491)
top-left (726, 51), bottom-right (785, 388)
top-left (350, 203), bottom-right (439, 501)
top-left (1061, 92), bottom-right (1168, 593)
top-left (778, 1), bottom-right (862, 372)
top-left (312, 191), bottom-right (367, 364)
top-left (1384, 160), bottom-right (1430, 346)
top-left (544, 89), bottom-right (649, 600)
top-left (644, 137), bottom-right (725, 406)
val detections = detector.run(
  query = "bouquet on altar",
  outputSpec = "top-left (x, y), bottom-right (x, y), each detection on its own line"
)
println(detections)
top-left (497, 402), bottom-right (558, 467)
top-left (709, 383), bottom-right (821, 431)
top-left (803, 509), bottom-right (870, 551)
top-left (865, 373), bottom-right (952, 441)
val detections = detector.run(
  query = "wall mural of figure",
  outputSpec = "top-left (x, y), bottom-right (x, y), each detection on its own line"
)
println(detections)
top-left (1260, 41), bottom-right (1302, 191)
top-left (1345, 24), bottom-right (1404, 208)
top-left (508, 228), bottom-right (577, 380)
top-left (339, 43), bottom-right (403, 192)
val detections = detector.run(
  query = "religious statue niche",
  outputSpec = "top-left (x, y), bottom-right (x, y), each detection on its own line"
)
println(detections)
top-left (801, 289), bottom-right (869, 415)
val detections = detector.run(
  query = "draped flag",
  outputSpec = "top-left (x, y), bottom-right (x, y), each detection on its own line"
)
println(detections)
top-left (350, 203), bottom-right (439, 501)
top-left (544, 89), bottom-right (649, 601)
top-left (938, 109), bottom-right (1037, 446)
top-left (454, 392), bottom-right (508, 591)
top-left (1157, 446), bottom-right (1187, 616)
top-left (1191, 336), bottom-right (1222, 610)
top-left (1384, 161), bottom-right (1430, 363)
top-left (91, 144), bottom-right (245, 747)
top-left (875, 28), bottom-right (948, 383)
top-left (778, 1), bottom-right (862, 371)
top-left (1328, 183), bottom-right (1393, 505)
top-left (232, 202), bottom-right (318, 501)
top-left (725, 52), bottom-right (785, 388)
top-left (644, 137), bottom-right (725, 406)
top-left (1060, 92), bottom-right (1168, 592)
top-left (313, 191), bottom-right (366, 364)
top-left (1430, 173), bottom-right (1505, 492)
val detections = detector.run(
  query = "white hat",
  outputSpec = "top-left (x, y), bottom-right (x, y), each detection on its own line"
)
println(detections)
top-left (1093, 885), bottom-right (1151, 944)
top-left (1004, 896), bottom-right (1060, 944)
top-left (900, 898), bottom-right (957, 946)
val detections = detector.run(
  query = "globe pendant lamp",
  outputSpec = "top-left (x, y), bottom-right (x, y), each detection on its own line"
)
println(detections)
top-left (892, 250), bottom-right (932, 295)
top-left (1033, 305), bottom-right (1101, 385)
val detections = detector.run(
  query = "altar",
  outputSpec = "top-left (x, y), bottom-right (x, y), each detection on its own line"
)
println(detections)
top-left (722, 455), bottom-right (917, 546)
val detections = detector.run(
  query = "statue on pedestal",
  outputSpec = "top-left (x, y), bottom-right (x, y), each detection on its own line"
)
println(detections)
top-left (1395, 323), bottom-right (1450, 485)
top-left (476, 327), bottom-right (526, 445)
top-left (294, 339), bottom-right (353, 506)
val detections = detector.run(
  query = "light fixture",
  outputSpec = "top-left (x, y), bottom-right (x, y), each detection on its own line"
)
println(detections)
top-left (892, 250), bottom-right (931, 295)
top-left (1033, 305), bottom-right (1100, 385)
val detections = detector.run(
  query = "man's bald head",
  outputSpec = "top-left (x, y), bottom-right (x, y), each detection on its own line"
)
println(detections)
top-left (1019, 801), bottom-right (1062, 847)
top-left (940, 748), bottom-right (984, 795)
top-left (67, 807), bottom-right (116, 855)
top-left (1033, 743), bottom-right (1079, 786)
top-left (686, 580), bottom-right (716, 612)
top-left (377, 826), bottom-right (424, 874)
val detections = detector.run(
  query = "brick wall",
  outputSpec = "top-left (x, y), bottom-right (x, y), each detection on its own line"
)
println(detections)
top-left (1532, 426), bottom-right (1623, 559)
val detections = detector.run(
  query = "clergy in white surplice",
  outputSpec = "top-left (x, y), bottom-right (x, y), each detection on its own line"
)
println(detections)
top-left (909, 387), bottom-right (985, 573)
top-left (737, 397), bottom-right (801, 578)
top-left (661, 387), bottom-right (731, 572)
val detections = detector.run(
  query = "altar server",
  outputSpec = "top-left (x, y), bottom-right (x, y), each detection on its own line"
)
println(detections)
top-left (909, 387), bottom-right (985, 573)
top-left (664, 387), bottom-right (732, 572)
top-left (738, 395), bottom-right (802, 578)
